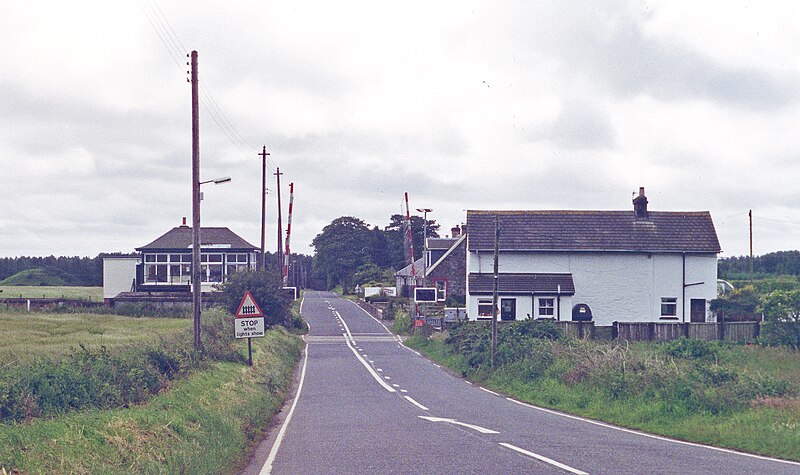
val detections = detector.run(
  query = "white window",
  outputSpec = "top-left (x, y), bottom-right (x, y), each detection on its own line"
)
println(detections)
top-left (478, 299), bottom-right (494, 318)
top-left (226, 253), bottom-right (250, 277)
top-left (661, 297), bottom-right (677, 317)
top-left (434, 280), bottom-right (447, 301)
top-left (145, 253), bottom-right (190, 284)
top-left (539, 298), bottom-right (555, 316)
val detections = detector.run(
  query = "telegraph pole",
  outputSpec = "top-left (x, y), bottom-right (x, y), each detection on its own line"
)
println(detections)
top-left (491, 215), bottom-right (499, 367)
top-left (258, 146), bottom-right (270, 271)
top-left (749, 209), bottom-right (754, 277)
top-left (190, 50), bottom-right (202, 353)
top-left (275, 167), bottom-right (284, 272)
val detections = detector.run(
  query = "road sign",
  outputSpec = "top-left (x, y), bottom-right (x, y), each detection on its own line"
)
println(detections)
top-left (235, 317), bottom-right (265, 339)
top-left (235, 290), bottom-right (264, 318)
top-left (414, 287), bottom-right (437, 303)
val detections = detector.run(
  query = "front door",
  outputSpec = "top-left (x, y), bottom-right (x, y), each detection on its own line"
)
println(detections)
top-left (500, 298), bottom-right (516, 321)
top-left (690, 299), bottom-right (706, 322)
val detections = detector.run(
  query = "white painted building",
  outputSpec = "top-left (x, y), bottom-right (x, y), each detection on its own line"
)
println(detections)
top-left (466, 188), bottom-right (721, 326)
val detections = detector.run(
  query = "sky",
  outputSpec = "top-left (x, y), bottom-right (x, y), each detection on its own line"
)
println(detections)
top-left (2, 0), bottom-right (800, 259)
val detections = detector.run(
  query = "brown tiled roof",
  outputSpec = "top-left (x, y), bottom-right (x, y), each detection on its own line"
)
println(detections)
top-left (466, 210), bottom-right (721, 253)
top-left (469, 273), bottom-right (575, 294)
top-left (136, 226), bottom-right (258, 251)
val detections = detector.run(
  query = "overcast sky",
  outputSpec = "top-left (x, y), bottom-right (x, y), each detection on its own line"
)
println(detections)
top-left (2, 1), bottom-right (800, 259)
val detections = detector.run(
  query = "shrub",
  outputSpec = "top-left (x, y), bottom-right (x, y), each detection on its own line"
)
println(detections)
top-left (216, 270), bottom-right (292, 327)
top-left (392, 309), bottom-right (412, 335)
top-left (662, 337), bottom-right (720, 360)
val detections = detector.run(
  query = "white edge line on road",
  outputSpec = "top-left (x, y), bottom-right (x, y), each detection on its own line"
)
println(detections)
top-left (499, 442), bottom-right (588, 475)
top-left (480, 387), bottom-right (500, 396)
top-left (344, 336), bottom-right (396, 392)
top-left (404, 395), bottom-right (429, 411)
top-left (504, 397), bottom-right (800, 467)
top-left (260, 343), bottom-right (310, 475)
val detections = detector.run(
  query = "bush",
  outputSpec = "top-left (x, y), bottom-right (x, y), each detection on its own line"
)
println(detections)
top-left (662, 338), bottom-right (721, 360)
top-left (392, 309), bottom-right (412, 335)
top-left (216, 270), bottom-right (292, 327)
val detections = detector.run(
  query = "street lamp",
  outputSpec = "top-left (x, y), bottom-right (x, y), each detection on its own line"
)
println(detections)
top-left (416, 207), bottom-right (433, 320)
top-left (192, 176), bottom-right (232, 353)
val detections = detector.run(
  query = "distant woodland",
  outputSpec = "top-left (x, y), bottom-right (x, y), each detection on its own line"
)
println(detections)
top-left (0, 255), bottom-right (110, 286)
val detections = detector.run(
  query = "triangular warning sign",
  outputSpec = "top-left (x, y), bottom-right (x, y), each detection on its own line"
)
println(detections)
top-left (235, 290), bottom-right (264, 318)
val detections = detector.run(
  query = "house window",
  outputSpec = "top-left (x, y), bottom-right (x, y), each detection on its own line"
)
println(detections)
top-left (201, 253), bottom-right (224, 283)
top-left (434, 280), bottom-right (447, 301)
top-left (539, 298), bottom-right (555, 316)
top-left (661, 297), bottom-right (677, 317)
top-left (478, 299), bottom-right (494, 318)
top-left (226, 253), bottom-right (250, 277)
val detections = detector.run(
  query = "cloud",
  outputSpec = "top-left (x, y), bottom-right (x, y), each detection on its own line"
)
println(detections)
top-left (528, 100), bottom-right (616, 150)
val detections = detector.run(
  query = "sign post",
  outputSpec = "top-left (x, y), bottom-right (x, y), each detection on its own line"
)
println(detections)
top-left (235, 290), bottom-right (265, 366)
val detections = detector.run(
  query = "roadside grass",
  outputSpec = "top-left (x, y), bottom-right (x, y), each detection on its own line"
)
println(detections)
top-left (0, 328), bottom-right (302, 474)
top-left (406, 334), bottom-right (800, 462)
top-left (0, 285), bottom-right (103, 302)
top-left (0, 312), bottom-right (190, 365)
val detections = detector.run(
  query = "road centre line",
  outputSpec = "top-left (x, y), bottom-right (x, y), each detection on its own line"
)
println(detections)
top-left (504, 397), bottom-right (800, 467)
top-left (418, 416), bottom-right (499, 434)
top-left (499, 443), bottom-right (588, 475)
top-left (404, 396), bottom-right (430, 411)
top-left (260, 343), bottom-right (310, 475)
top-left (343, 334), bottom-right (395, 392)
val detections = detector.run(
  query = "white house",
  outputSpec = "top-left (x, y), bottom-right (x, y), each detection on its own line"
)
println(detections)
top-left (466, 188), bottom-right (721, 326)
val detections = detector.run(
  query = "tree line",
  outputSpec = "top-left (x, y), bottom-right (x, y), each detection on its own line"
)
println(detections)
top-left (718, 250), bottom-right (800, 279)
top-left (310, 214), bottom-right (440, 291)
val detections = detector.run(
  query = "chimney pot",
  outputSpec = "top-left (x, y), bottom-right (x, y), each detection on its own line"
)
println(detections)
top-left (181, 217), bottom-right (187, 227)
top-left (633, 187), bottom-right (649, 219)
top-left (451, 226), bottom-right (460, 238)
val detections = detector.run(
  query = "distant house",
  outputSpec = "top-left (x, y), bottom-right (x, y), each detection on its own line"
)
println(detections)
top-left (395, 225), bottom-right (467, 302)
top-left (103, 219), bottom-right (258, 303)
top-left (466, 188), bottom-right (721, 325)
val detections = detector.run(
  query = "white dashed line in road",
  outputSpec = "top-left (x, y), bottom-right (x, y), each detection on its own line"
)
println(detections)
top-left (499, 443), bottom-right (588, 475)
top-left (404, 396), bottom-right (429, 411)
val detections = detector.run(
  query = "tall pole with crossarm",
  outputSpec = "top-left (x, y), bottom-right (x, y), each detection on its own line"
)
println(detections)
top-left (190, 50), bottom-right (202, 353)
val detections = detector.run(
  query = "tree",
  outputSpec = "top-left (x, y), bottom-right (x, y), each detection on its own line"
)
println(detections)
top-left (311, 216), bottom-right (373, 292)
top-left (217, 270), bottom-right (291, 326)
top-left (383, 214), bottom-right (440, 270)
top-left (758, 289), bottom-right (800, 350)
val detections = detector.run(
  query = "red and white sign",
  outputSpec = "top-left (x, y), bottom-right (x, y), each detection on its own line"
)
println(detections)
top-left (235, 290), bottom-right (264, 318)
top-left (235, 317), bottom-right (265, 339)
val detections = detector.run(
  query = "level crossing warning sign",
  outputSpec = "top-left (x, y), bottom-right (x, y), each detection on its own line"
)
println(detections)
top-left (235, 290), bottom-right (264, 318)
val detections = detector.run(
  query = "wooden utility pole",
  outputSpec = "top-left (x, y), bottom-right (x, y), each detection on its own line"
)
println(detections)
top-left (258, 146), bottom-right (270, 271)
top-left (749, 209), bottom-right (754, 277)
top-left (491, 215), bottom-right (499, 367)
top-left (190, 50), bottom-right (202, 353)
top-left (275, 167), bottom-right (284, 272)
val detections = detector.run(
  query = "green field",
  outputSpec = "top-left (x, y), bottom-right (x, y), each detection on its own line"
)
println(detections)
top-left (0, 285), bottom-right (103, 302)
top-left (0, 312), bottom-right (190, 365)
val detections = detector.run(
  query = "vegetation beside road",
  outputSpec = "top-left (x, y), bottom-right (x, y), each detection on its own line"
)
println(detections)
top-left (406, 320), bottom-right (800, 461)
top-left (0, 327), bottom-right (302, 474)
top-left (0, 311), bottom-right (189, 364)
top-left (0, 285), bottom-right (103, 302)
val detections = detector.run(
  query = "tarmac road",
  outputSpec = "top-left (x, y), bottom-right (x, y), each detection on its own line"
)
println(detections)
top-left (243, 291), bottom-right (800, 474)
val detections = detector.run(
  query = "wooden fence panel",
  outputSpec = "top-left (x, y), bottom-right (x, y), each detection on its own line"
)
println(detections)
top-left (652, 323), bottom-right (685, 342)
top-left (723, 322), bottom-right (759, 342)
top-left (687, 323), bottom-right (718, 341)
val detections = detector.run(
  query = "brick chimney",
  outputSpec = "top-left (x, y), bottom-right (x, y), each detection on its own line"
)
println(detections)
top-left (451, 226), bottom-right (461, 238)
top-left (633, 187), bottom-right (649, 220)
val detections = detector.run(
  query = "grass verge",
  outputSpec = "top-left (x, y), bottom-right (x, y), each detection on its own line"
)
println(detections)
top-left (0, 312), bottom-right (190, 365)
top-left (405, 333), bottom-right (800, 462)
top-left (0, 286), bottom-right (103, 302)
top-left (0, 327), bottom-right (302, 474)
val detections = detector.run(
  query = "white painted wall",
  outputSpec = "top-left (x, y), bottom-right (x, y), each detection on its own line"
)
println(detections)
top-left (103, 257), bottom-right (141, 299)
top-left (467, 251), bottom-right (717, 325)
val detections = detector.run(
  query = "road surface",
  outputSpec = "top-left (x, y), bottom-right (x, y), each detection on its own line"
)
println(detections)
top-left (243, 291), bottom-right (800, 474)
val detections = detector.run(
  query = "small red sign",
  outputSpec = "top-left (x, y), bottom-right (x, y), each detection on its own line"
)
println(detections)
top-left (235, 290), bottom-right (264, 318)
top-left (414, 319), bottom-right (424, 327)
